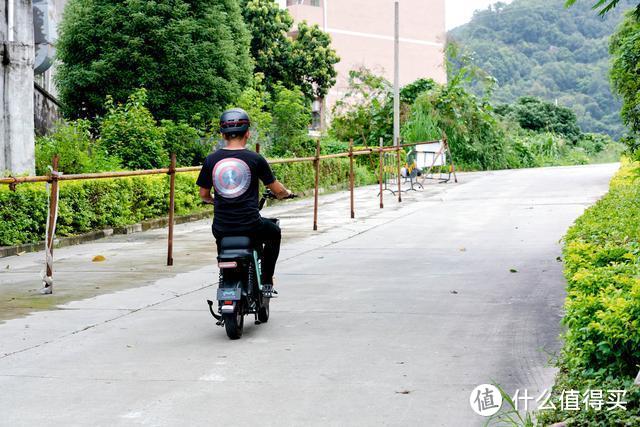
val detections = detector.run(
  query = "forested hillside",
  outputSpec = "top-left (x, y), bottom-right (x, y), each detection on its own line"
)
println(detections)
top-left (449, 0), bottom-right (635, 138)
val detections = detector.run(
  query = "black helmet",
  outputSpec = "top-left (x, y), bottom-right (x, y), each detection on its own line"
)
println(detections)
top-left (220, 108), bottom-right (250, 136)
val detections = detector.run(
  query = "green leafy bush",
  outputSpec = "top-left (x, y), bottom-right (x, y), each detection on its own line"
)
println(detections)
top-left (496, 97), bottom-right (583, 143)
top-left (539, 160), bottom-right (640, 424)
top-left (161, 120), bottom-right (210, 167)
top-left (35, 120), bottom-right (120, 175)
top-left (99, 89), bottom-right (168, 170)
top-left (270, 84), bottom-right (312, 157)
top-left (610, 10), bottom-right (640, 159)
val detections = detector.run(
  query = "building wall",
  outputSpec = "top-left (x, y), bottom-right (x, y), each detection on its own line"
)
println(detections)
top-left (287, 0), bottom-right (446, 115)
top-left (1, 0), bottom-right (36, 174)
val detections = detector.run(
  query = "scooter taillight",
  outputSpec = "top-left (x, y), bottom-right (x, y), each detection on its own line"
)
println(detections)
top-left (218, 261), bottom-right (238, 269)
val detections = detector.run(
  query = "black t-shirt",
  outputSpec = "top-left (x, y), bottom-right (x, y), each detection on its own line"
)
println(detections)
top-left (197, 148), bottom-right (276, 233)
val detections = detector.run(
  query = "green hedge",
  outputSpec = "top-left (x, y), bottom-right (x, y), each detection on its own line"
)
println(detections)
top-left (0, 159), bottom-right (376, 247)
top-left (539, 160), bottom-right (640, 425)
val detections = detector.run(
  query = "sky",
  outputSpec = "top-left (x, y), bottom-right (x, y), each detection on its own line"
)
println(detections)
top-left (445, 0), bottom-right (513, 29)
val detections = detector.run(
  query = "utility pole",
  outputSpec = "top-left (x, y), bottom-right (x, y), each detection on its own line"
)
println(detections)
top-left (393, 1), bottom-right (402, 202)
top-left (393, 1), bottom-right (400, 148)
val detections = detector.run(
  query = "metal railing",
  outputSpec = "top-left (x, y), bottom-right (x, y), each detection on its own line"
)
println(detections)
top-left (0, 138), bottom-right (450, 293)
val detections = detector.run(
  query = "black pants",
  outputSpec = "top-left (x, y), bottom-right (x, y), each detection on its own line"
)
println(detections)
top-left (213, 218), bottom-right (281, 285)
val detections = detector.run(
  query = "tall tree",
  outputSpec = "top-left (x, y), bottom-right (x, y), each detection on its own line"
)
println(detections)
top-left (240, 0), bottom-right (339, 100)
top-left (240, 0), bottom-right (293, 90)
top-left (610, 11), bottom-right (640, 155)
top-left (56, 0), bottom-right (253, 125)
top-left (565, 0), bottom-right (640, 16)
top-left (290, 22), bottom-right (339, 100)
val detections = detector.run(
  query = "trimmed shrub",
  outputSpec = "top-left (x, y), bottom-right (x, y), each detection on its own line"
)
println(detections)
top-left (0, 173), bottom-right (204, 247)
top-left (99, 89), bottom-right (168, 170)
top-left (538, 160), bottom-right (640, 424)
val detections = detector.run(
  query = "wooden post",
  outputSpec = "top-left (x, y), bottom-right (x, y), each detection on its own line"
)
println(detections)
top-left (313, 139), bottom-right (321, 231)
top-left (349, 138), bottom-right (355, 219)
top-left (255, 142), bottom-right (261, 154)
top-left (44, 155), bottom-right (60, 293)
top-left (379, 138), bottom-right (384, 208)
top-left (396, 143), bottom-right (402, 202)
top-left (167, 153), bottom-right (176, 266)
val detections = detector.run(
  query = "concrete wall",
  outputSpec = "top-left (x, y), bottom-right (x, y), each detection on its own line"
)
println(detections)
top-left (34, 83), bottom-right (62, 136)
top-left (1, 0), bottom-right (36, 175)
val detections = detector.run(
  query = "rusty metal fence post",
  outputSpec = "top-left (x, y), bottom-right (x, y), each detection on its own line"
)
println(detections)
top-left (42, 155), bottom-right (60, 294)
top-left (313, 139), bottom-right (321, 231)
top-left (349, 139), bottom-right (355, 218)
top-left (379, 138), bottom-right (384, 209)
top-left (167, 153), bottom-right (176, 266)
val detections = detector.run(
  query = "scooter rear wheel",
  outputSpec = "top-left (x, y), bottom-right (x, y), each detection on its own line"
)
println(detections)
top-left (257, 297), bottom-right (270, 323)
top-left (223, 300), bottom-right (244, 339)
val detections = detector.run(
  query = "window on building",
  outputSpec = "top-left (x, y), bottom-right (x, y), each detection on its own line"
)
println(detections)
top-left (287, 0), bottom-right (322, 6)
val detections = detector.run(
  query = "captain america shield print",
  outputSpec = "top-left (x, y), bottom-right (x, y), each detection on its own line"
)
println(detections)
top-left (212, 158), bottom-right (252, 198)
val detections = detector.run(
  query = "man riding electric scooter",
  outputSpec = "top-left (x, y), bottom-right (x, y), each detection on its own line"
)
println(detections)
top-left (197, 108), bottom-right (294, 297)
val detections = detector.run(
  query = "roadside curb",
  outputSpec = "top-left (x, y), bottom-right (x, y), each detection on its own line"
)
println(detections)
top-left (0, 210), bottom-right (211, 258)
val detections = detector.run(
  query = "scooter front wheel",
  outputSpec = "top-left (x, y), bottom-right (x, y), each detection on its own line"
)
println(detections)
top-left (223, 300), bottom-right (244, 339)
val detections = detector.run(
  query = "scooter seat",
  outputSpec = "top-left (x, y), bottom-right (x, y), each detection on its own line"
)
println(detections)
top-left (219, 236), bottom-right (253, 258)
top-left (220, 236), bottom-right (252, 250)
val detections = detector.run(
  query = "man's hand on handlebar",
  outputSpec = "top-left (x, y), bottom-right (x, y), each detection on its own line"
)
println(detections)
top-left (266, 180), bottom-right (295, 200)
top-left (263, 189), bottom-right (297, 200)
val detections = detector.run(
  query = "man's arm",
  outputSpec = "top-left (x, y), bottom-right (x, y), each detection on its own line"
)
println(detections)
top-left (199, 187), bottom-right (214, 204)
top-left (266, 180), bottom-right (292, 200)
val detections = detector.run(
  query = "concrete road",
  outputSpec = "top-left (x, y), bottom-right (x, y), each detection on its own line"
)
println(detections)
top-left (0, 164), bottom-right (618, 426)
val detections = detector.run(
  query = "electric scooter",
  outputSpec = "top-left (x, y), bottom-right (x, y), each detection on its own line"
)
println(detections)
top-left (207, 190), bottom-right (294, 339)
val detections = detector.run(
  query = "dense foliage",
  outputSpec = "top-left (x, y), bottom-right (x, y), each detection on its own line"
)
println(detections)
top-left (449, 0), bottom-right (634, 138)
top-left (538, 160), bottom-right (640, 425)
top-left (610, 11), bottom-right (640, 158)
top-left (330, 68), bottom-right (436, 147)
top-left (331, 64), bottom-right (623, 171)
top-left (495, 97), bottom-right (582, 143)
top-left (57, 0), bottom-right (253, 125)
top-left (240, 0), bottom-right (339, 100)
top-left (99, 90), bottom-right (169, 170)
top-left (270, 85), bottom-right (313, 157)
top-left (567, 0), bottom-right (640, 16)
top-left (0, 159), bottom-right (375, 247)
top-left (35, 90), bottom-right (209, 174)
top-left (35, 120), bottom-right (120, 175)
